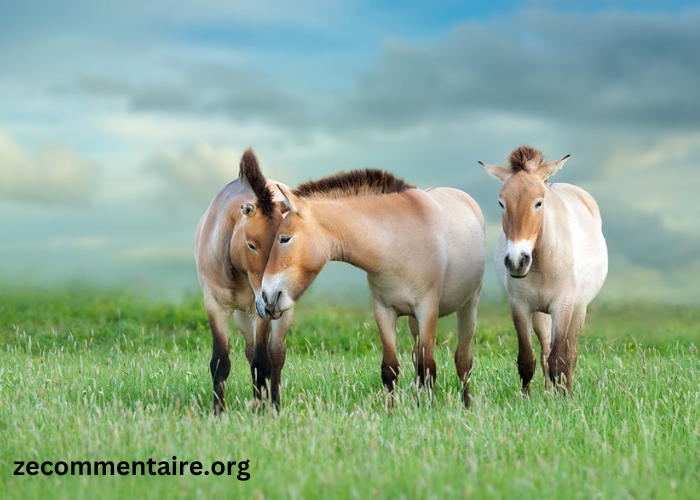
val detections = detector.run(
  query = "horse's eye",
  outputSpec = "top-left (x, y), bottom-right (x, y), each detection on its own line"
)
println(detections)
top-left (247, 242), bottom-right (257, 252)
top-left (279, 235), bottom-right (291, 244)
top-left (498, 201), bottom-right (505, 210)
top-left (535, 200), bottom-right (543, 209)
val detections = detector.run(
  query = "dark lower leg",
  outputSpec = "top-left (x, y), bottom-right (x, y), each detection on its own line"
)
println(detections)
top-left (250, 320), bottom-right (272, 401)
top-left (381, 350), bottom-right (400, 393)
top-left (511, 304), bottom-right (535, 392)
top-left (210, 353), bottom-right (231, 414)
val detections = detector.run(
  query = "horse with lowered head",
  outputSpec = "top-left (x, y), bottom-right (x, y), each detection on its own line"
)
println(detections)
top-left (195, 149), bottom-right (293, 413)
top-left (257, 169), bottom-right (486, 407)
top-left (479, 145), bottom-right (607, 393)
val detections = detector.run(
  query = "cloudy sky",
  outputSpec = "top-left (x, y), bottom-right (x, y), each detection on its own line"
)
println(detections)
top-left (1, 0), bottom-right (699, 302)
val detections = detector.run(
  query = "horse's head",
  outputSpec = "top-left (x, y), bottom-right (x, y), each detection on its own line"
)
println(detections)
top-left (232, 200), bottom-right (284, 303)
top-left (479, 145), bottom-right (569, 278)
top-left (258, 185), bottom-right (327, 320)
top-left (229, 149), bottom-right (286, 308)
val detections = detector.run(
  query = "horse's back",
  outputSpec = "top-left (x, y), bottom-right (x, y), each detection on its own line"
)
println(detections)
top-left (551, 183), bottom-right (608, 304)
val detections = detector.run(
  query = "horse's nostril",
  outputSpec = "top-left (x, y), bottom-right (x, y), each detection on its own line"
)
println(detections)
top-left (521, 253), bottom-right (531, 267)
top-left (504, 255), bottom-right (512, 269)
top-left (262, 291), bottom-right (268, 303)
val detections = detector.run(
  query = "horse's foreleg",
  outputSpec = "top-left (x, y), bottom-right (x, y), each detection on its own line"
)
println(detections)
top-left (548, 302), bottom-right (574, 391)
top-left (208, 303), bottom-right (232, 415)
top-left (455, 288), bottom-right (480, 408)
top-left (269, 307), bottom-right (293, 410)
top-left (510, 303), bottom-right (536, 393)
top-left (532, 312), bottom-right (552, 390)
top-left (415, 302), bottom-right (439, 394)
top-left (373, 304), bottom-right (400, 397)
top-left (250, 317), bottom-right (272, 403)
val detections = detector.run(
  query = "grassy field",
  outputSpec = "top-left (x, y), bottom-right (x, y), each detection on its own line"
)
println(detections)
top-left (1, 286), bottom-right (699, 499)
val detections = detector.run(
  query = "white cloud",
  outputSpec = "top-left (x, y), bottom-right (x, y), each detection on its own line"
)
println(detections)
top-left (144, 142), bottom-right (245, 203)
top-left (0, 130), bottom-right (101, 205)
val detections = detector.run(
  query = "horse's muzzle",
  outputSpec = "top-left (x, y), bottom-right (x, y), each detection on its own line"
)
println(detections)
top-left (505, 252), bottom-right (532, 279)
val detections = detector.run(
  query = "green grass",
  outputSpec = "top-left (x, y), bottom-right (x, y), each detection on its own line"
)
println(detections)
top-left (1, 286), bottom-right (699, 499)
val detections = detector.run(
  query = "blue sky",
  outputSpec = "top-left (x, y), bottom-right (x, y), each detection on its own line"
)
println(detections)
top-left (1, 1), bottom-right (699, 301)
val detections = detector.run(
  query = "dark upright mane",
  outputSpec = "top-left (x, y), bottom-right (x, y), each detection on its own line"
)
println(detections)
top-left (293, 169), bottom-right (415, 200)
top-left (239, 148), bottom-right (274, 215)
top-left (508, 145), bottom-right (546, 172)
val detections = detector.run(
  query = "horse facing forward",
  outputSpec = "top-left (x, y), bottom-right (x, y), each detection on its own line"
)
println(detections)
top-left (479, 145), bottom-right (608, 392)
top-left (257, 170), bottom-right (486, 406)
top-left (195, 149), bottom-right (293, 412)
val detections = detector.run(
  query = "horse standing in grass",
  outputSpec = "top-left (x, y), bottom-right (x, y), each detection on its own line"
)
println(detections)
top-left (479, 146), bottom-right (607, 392)
top-left (257, 170), bottom-right (486, 406)
top-left (195, 149), bottom-right (293, 412)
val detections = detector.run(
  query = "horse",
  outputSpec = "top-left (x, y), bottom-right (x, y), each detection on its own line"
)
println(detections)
top-left (256, 169), bottom-right (486, 406)
top-left (479, 145), bottom-right (608, 392)
top-left (195, 149), bottom-right (293, 412)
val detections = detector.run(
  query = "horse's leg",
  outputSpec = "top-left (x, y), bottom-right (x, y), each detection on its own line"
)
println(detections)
top-left (408, 317), bottom-right (419, 374)
top-left (564, 305), bottom-right (587, 392)
top-left (233, 310), bottom-right (255, 364)
top-left (510, 302), bottom-right (536, 393)
top-left (373, 303), bottom-right (400, 397)
top-left (269, 307), bottom-right (293, 409)
top-left (250, 316), bottom-right (273, 402)
top-left (207, 303), bottom-right (232, 414)
top-left (548, 301), bottom-right (575, 391)
top-left (532, 312), bottom-right (552, 390)
top-left (455, 289), bottom-right (480, 408)
top-left (415, 301), bottom-right (439, 394)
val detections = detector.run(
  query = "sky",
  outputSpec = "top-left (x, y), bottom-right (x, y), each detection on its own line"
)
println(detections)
top-left (1, 0), bottom-right (699, 303)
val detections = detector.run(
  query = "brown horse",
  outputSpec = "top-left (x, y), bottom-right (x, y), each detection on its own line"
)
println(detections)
top-left (479, 145), bottom-right (608, 392)
top-left (257, 170), bottom-right (486, 406)
top-left (195, 149), bottom-right (293, 412)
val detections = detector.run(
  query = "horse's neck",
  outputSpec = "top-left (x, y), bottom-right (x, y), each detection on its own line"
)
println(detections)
top-left (314, 197), bottom-right (395, 275)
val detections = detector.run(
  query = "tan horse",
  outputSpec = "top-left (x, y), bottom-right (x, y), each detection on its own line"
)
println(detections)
top-left (257, 170), bottom-right (486, 406)
top-left (479, 145), bottom-right (608, 392)
top-left (195, 149), bottom-right (293, 412)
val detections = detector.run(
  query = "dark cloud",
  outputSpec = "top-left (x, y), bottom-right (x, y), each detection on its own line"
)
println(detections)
top-left (339, 10), bottom-right (700, 131)
top-left (599, 197), bottom-right (700, 270)
top-left (74, 10), bottom-right (700, 135)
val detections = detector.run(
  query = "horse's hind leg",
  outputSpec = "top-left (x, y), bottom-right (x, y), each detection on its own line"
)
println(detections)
top-left (455, 289), bottom-right (480, 408)
top-left (408, 317), bottom-right (419, 374)
top-left (373, 304), bottom-right (400, 399)
top-left (532, 312), bottom-right (552, 390)
top-left (207, 302), bottom-right (232, 414)
top-left (510, 302), bottom-right (536, 393)
top-left (415, 301), bottom-right (439, 394)
top-left (564, 306), bottom-right (587, 392)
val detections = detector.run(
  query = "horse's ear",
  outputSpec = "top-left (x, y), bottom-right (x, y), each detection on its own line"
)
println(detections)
top-left (277, 184), bottom-right (304, 216)
top-left (241, 203), bottom-right (256, 217)
top-left (478, 161), bottom-right (511, 183)
top-left (536, 154), bottom-right (570, 181)
top-left (277, 200), bottom-right (291, 215)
